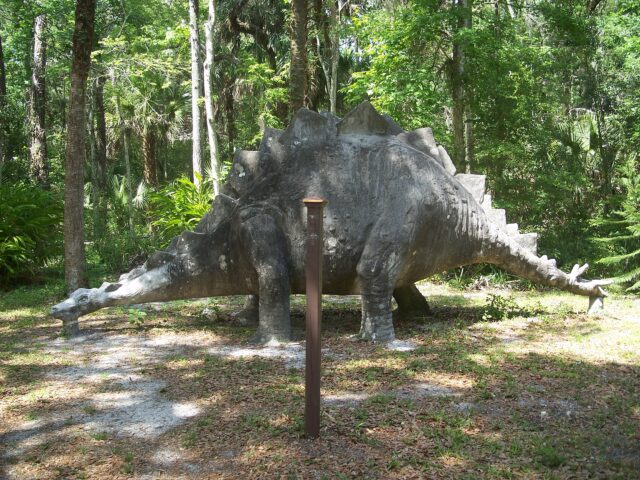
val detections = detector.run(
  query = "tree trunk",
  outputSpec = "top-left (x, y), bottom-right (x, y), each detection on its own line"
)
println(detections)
top-left (463, 0), bottom-right (474, 172)
top-left (451, 50), bottom-right (465, 169)
top-left (90, 76), bottom-right (108, 238)
top-left (0, 34), bottom-right (6, 185)
top-left (113, 86), bottom-right (134, 234)
top-left (315, 0), bottom-right (341, 114)
top-left (204, 0), bottom-right (220, 195)
top-left (29, 14), bottom-right (48, 186)
top-left (0, 34), bottom-right (6, 98)
top-left (224, 77), bottom-right (236, 153)
top-left (189, 0), bottom-right (204, 187)
top-left (64, 0), bottom-right (96, 293)
top-left (329, 0), bottom-right (341, 115)
top-left (88, 84), bottom-right (98, 235)
top-left (290, 0), bottom-right (308, 114)
top-left (94, 75), bottom-right (107, 235)
top-left (162, 135), bottom-right (168, 180)
top-left (142, 126), bottom-right (157, 186)
top-left (450, 0), bottom-right (467, 172)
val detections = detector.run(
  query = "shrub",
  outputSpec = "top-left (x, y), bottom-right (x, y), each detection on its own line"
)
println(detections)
top-left (93, 232), bottom-right (155, 273)
top-left (595, 158), bottom-right (640, 291)
top-left (0, 183), bottom-right (63, 282)
top-left (147, 176), bottom-right (213, 247)
top-left (482, 294), bottom-right (525, 321)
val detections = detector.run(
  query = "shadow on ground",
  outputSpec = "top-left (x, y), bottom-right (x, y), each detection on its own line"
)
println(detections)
top-left (1, 289), bottom-right (639, 478)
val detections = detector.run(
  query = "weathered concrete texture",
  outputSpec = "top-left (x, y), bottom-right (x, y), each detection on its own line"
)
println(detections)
top-left (454, 174), bottom-right (486, 203)
top-left (52, 101), bottom-right (610, 342)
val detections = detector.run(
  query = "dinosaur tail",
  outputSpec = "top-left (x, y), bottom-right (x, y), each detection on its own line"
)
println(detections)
top-left (482, 226), bottom-right (610, 298)
top-left (448, 166), bottom-right (609, 302)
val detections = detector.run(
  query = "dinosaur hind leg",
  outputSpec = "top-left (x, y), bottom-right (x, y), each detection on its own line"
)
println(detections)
top-left (393, 284), bottom-right (431, 319)
top-left (356, 222), bottom-right (413, 342)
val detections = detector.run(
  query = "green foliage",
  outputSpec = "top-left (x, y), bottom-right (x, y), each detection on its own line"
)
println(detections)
top-left (91, 175), bottom-right (153, 272)
top-left (533, 444), bottom-right (566, 469)
top-left (93, 231), bottom-right (154, 273)
top-left (127, 308), bottom-right (147, 327)
top-left (0, 183), bottom-right (63, 282)
top-left (345, 2), bottom-right (450, 135)
top-left (1, 0), bottom-right (640, 289)
top-left (148, 176), bottom-right (213, 247)
top-left (595, 158), bottom-right (640, 291)
top-left (235, 54), bottom-right (288, 146)
top-left (482, 294), bottom-right (525, 322)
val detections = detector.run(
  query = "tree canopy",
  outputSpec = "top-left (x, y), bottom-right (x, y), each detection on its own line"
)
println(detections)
top-left (0, 0), bottom-right (638, 290)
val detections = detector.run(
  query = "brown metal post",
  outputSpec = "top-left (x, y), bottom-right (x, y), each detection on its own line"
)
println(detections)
top-left (304, 197), bottom-right (325, 439)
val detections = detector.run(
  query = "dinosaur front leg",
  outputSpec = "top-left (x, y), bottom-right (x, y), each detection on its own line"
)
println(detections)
top-left (239, 213), bottom-right (291, 343)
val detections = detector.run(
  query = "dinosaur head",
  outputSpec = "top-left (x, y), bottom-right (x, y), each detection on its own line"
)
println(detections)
top-left (51, 287), bottom-right (108, 322)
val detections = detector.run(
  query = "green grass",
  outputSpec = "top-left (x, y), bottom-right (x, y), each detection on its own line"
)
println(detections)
top-left (0, 279), bottom-right (638, 478)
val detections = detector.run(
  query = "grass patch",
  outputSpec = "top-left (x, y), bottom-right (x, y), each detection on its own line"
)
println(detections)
top-left (0, 281), bottom-right (638, 478)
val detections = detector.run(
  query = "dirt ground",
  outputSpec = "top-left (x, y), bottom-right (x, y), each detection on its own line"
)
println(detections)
top-left (1, 283), bottom-right (639, 479)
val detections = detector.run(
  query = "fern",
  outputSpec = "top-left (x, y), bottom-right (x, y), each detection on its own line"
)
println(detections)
top-left (148, 176), bottom-right (213, 246)
top-left (594, 158), bottom-right (640, 292)
top-left (0, 183), bottom-right (63, 281)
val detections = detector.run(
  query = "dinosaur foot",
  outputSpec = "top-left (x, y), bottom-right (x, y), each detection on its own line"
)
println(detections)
top-left (248, 328), bottom-right (291, 345)
top-left (587, 296), bottom-right (605, 315)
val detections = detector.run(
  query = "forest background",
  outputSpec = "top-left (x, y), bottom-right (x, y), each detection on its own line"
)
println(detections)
top-left (0, 0), bottom-right (638, 293)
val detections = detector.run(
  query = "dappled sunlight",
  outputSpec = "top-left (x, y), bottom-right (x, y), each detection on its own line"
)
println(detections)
top-left (483, 314), bottom-right (640, 366)
top-left (1, 283), bottom-right (639, 478)
top-left (411, 373), bottom-right (474, 392)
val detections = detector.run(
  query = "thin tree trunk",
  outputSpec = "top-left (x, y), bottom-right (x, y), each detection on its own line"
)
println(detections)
top-left (29, 14), bottom-right (48, 185)
top-left (163, 135), bottom-right (168, 180)
top-left (88, 84), bottom-right (98, 236)
top-left (450, 0), bottom-right (467, 172)
top-left (464, 92), bottom-right (474, 172)
top-left (142, 126), bottom-right (157, 186)
top-left (451, 47), bottom-right (465, 169)
top-left (94, 75), bottom-right (108, 236)
top-left (315, 0), bottom-right (340, 114)
top-left (290, 0), bottom-right (308, 114)
top-left (0, 34), bottom-right (6, 98)
top-left (189, 0), bottom-right (203, 187)
top-left (113, 90), bottom-right (134, 234)
top-left (224, 77), bottom-right (236, 152)
top-left (463, 0), bottom-right (474, 171)
top-left (0, 34), bottom-right (6, 185)
top-left (329, 0), bottom-right (341, 115)
top-left (64, 0), bottom-right (96, 293)
top-left (204, 0), bottom-right (220, 195)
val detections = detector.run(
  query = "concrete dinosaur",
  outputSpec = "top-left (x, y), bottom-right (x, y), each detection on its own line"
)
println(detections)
top-left (52, 102), bottom-right (609, 341)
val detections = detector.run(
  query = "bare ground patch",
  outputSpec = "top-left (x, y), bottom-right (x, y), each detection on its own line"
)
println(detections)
top-left (1, 284), bottom-right (639, 478)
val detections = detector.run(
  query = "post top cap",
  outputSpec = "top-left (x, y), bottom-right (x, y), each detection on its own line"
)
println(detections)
top-left (303, 197), bottom-right (327, 205)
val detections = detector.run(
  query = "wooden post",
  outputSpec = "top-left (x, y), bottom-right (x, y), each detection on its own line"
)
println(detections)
top-left (304, 197), bottom-right (325, 439)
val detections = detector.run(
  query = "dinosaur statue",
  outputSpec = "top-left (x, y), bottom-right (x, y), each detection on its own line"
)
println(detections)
top-left (52, 102), bottom-right (609, 341)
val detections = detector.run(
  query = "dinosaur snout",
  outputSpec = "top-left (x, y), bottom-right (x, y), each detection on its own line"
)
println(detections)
top-left (51, 296), bottom-right (80, 320)
top-left (50, 289), bottom-right (92, 321)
